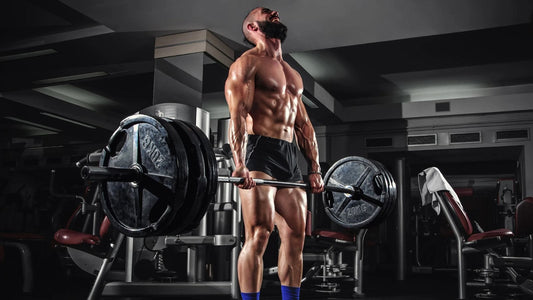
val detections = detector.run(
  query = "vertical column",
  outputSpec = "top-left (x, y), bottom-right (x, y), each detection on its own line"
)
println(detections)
top-left (153, 52), bottom-right (205, 106)
top-left (152, 30), bottom-right (234, 282)
top-left (153, 30), bottom-right (234, 107)
top-left (521, 143), bottom-right (533, 198)
top-left (395, 157), bottom-right (407, 280)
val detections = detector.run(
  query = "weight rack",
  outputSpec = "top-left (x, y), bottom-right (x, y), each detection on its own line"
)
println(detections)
top-left (88, 155), bottom-right (242, 300)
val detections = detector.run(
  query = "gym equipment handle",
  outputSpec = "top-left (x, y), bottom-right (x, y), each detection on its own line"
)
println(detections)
top-left (218, 176), bottom-right (383, 207)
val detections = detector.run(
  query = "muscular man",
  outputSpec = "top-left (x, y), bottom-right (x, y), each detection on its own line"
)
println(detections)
top-left (225, 7), bottom-right (324, 300)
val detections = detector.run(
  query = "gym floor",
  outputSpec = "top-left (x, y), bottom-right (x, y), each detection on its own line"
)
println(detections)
top-left (6, 262), bottom-right (526, 300)
top-left (6, 272), bottom-right (460, 300)
top-left (0, 239), bottom-right (527, 300)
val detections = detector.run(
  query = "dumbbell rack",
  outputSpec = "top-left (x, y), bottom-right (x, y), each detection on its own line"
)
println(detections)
top-left (88, 167), bottom-right (242, 300)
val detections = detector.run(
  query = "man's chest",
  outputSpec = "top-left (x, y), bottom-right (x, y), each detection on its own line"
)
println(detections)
top-left (254, 60), bottom-right (302, 97)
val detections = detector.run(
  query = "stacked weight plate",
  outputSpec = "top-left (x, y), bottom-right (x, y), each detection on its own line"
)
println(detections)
top-left (99, 115), bottom-right (189, 237)
top-left (99, 114), bottom-right (217, 237)
top-left (370, 159), bottom-right (397, 225)
top-left (322, 156), bottom-right (397, 229)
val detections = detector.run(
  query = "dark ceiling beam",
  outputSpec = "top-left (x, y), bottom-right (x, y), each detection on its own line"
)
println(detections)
top-left (33, 60), bottom-right (154, 84)
top-left (2, 90), bottom-right (122, 130)
top-left (1, 25), bottom-right (113, 53)
top-left (26, 0), bottom-right (97, 26)
top-left (1, 60), bottom-right (153, 92)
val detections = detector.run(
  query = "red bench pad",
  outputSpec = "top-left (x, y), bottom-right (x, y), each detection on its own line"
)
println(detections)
top-left (54, 229), bottom-right (100, 245)
top-left (467, 228), bottom-right (513, 242)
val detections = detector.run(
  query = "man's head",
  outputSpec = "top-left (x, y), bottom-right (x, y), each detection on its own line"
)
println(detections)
top-left (242, 7), bottom-right (287, 46)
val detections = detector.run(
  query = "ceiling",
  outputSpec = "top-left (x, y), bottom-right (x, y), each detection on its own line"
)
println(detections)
top-left (1, 0), bottom-right (533, 165)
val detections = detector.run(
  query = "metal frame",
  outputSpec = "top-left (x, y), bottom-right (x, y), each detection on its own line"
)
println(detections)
top-left (85, 180), bottom-right (242, 300)
top-left (0, 241), bottom-right (33, 293)
top-left (353, 228), bottom-right (368, 296)
top-left (300, 228), bottom-right (368, 296)
top-left (435, 191), bottom-right (468, 299)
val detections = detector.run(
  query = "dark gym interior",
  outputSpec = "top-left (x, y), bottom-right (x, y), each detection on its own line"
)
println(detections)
top-left (2, 1), bottom-right (533, 299)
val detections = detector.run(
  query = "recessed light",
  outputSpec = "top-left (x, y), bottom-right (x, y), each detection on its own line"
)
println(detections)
top-left (33, 71), bottom-right (107, 85)
top-left (4, 116), bottom-right (61, 132)
top-left (34, 84), bottom-right (118, 111)
top-left (40, 112), bottom-right (96, 129)
top-left (0, 49), bottom-right (57, 62)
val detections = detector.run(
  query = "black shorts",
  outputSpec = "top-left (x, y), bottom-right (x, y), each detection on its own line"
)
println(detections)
top-left (245, 135), bottom-right (303, 183)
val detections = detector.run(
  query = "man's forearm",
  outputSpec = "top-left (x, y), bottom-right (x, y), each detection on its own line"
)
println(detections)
top-left (229, 117), bottom-right (247, 168)
top-left (296, 122), bottom-right (321, 173)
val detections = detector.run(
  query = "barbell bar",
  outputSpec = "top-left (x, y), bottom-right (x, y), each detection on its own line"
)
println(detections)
top-left (81, 166), bottom-right (383, 208)
top-left (217, 176), bottom-right (383, 207)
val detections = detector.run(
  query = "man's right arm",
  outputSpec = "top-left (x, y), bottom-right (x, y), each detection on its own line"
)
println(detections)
top-left (225, 56), bottom-right (256, 189)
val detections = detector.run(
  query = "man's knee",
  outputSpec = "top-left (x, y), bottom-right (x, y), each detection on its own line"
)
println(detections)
top-left (280, 230), bottom-right (305, 254)
top-left (279, 218), bottom-right (306, 243)
top-left (248, 226), bottom-right (272, 254)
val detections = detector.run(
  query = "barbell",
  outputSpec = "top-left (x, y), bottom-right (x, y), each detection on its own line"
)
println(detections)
top-left (216, 177), bottom-right (384, 207)
top-left (80, 114), bottom-right (397, 237)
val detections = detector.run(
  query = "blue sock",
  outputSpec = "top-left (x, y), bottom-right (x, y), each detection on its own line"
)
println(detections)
top-left (241, 291), bottom-right (260, 300)
top-left (281, 285), bottom-right (300, 300)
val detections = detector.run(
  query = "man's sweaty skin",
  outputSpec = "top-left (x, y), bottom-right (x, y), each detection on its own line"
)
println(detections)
top-left (225, 7), bottom-right (324, 296)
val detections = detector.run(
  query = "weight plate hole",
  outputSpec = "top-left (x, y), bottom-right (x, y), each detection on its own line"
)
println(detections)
top-left (109, 129), bottom-right (127, 157)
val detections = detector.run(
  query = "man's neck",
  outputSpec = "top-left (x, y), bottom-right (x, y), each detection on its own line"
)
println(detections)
top-left (256, 39), bottom-right (283, 60)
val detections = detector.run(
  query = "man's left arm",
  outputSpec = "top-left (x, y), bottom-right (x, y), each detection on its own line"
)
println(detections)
top-left (294, 94), bottom-right (324, 193)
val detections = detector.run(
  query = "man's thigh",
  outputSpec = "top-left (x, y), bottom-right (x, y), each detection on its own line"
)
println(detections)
top-left (274, 188), bottom-right (307, 236)
top-left (239, 171), bottom-right (278, 230)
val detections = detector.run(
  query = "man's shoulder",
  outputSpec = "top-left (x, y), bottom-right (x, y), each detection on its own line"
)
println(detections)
top-left (235, 49), bottom-right (260, 63)
top-left (230, 50), bottom-right (261, 73)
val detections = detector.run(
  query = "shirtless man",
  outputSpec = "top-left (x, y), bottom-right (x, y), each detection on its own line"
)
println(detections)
top-left (225, 7), bottom-right (324, 300)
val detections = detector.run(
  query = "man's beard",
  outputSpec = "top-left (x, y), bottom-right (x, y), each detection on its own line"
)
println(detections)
top-left (257, 21), bottom-right (288, 43)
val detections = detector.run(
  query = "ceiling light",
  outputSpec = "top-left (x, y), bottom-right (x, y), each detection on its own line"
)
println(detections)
top-left (33, 71), bottom-right (107, 85)
top-left (34, 84), bottom-right (118, 111)
top-left (407, 84), bottom-right (484, 102)
top-left (4, 116), bottom-right (61, 132)
top-left (0, 49), bottom-right (57, 62)
top-left (40, 112), bottom-right (96, 129)
top-left (26, 145), bottom-right (64, 150)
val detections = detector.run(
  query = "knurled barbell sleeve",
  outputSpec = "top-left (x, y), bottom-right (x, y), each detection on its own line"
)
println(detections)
top-left (81, 166), bottom-right (141, 182)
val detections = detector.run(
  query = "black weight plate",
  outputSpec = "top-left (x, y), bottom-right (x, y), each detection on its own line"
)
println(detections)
top-left (375, 161), bottom-right (395, 224)
top-left (180, 120), bottom-right (218, 231)
top-left (370, 171), bottom-right (390, 225)
top-left (167, 119), bottom-right (207, 234)
top-left (370, 160), bottom-right (393, 225)
top-left (151, 117), bottom-right (200, 235)
top-left (369, 160), bottom-right (391, 224)
top-left (100, 114), bottom-right (188, 237)
top-left (366, 170), bottom-right (388, 225)
top-left (385, 167), bottom-right (397, 216)
top-left (374, 160), bottom-right (397, 221)
top-left (323, 156), bottom-right (384, 229)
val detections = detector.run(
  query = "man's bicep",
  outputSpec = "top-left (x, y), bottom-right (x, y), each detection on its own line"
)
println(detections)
top-left (225, 63), bottom-right (254, 116)
top-left (226, 80), bottom-right (252, 121)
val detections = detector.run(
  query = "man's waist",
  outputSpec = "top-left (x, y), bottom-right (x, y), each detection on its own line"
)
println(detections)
top-left (248, 134), bottom-right (294, 146)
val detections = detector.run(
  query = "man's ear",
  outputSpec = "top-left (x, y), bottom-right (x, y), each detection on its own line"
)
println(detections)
top-left (247, 23), bottom-right (258, 32)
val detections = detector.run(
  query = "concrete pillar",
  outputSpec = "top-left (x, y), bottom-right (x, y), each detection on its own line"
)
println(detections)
top-left (153, 30), bottom-right (234, 107)
top-left (151, 30), bottom-right (234, 282)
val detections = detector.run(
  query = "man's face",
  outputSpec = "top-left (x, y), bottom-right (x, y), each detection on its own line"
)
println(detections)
top-left (257, 8), bottom-right (280, 23)
top-left (255, 8), bottom-right (287, 43)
